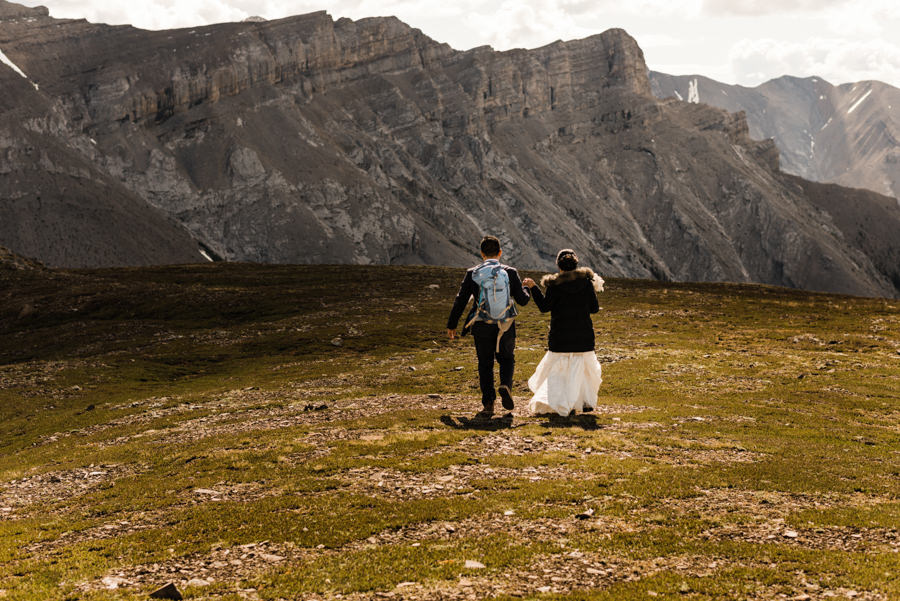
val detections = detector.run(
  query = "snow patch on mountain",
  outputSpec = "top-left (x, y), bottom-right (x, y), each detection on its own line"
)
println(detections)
top-left (847, 89), bottom-right (872, 114)
top-left (688, 78), bottom-right (699, 103)
top-left (0, 47), bottom-right (38, 90)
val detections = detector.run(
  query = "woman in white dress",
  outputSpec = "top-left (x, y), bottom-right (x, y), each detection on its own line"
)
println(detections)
top-left (522, 249), bottom-right (605, 416)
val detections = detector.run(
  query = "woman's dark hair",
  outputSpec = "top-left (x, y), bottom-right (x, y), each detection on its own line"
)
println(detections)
top-left (556, 249), bottom-right (578, 271)
top-left (480, 235), bottom-right (501, 257)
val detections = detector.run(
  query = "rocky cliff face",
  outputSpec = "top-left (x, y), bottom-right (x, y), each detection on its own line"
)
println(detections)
top-left (1, 1), bottom-right (898, 297)
top-left (650, 72), bottom-right (900, 201)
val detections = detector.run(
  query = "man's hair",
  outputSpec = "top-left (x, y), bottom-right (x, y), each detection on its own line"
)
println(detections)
top-left (480, 236), bottom-right (501, 257)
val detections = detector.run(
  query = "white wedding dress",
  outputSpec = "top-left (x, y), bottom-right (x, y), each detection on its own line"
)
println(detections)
top-left (527, 351), bottom-right (602, 416)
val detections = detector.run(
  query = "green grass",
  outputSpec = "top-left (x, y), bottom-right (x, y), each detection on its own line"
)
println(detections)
top-left (0, 263), bottom-right (898, 600)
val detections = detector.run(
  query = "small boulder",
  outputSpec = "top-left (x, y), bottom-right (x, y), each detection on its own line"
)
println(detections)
top-left (259, 553), bottom-right (285, 562)
top-left (150, 582), bottom-right (183, 600)
top-left (101, 575), bottom-right (128, 589)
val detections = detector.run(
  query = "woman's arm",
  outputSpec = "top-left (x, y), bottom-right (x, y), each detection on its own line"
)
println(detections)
top-left (506, 268), bottom-right (532, 307)
top-left (523, 278), bottom-right (552, 313)
top-left (588, 281), bottom-right (600, 314)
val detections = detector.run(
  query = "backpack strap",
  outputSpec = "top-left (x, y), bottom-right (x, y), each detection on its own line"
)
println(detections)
top-left (495, 317), bottom-right (514, 352)
top-left (463, 309), bottom-right (480, 331)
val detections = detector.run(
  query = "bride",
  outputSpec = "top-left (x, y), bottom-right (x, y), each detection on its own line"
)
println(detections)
top-left (522, 249), bottom-right (605, 416)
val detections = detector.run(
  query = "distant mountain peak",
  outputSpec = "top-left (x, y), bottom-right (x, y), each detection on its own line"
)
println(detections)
top-left (651, 71), bottom-right (900, 201)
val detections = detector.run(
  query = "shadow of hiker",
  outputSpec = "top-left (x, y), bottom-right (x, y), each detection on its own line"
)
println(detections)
top-left (440, 412), bottom-right (514, 431)
top-left (537, 413), bottom-right (601, 430)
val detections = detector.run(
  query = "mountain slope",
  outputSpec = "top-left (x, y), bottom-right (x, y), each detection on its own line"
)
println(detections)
top-left (650, 72), bottom-right (900, 201)
top-left (0, 38), bottom-right (207, 267)
top-left (0, 244), bottom-right (42, 270)
top-left (1, 1), bottom-right (899, 296)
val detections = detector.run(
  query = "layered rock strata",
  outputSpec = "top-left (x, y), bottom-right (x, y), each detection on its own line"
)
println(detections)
top-left (1, 1), bottom-right (898, 297)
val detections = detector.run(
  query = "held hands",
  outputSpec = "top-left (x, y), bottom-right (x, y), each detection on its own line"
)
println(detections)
top-left (522, 277), bottom-right (536, 288)
top-left (447, 328), bottom-right (457, 340)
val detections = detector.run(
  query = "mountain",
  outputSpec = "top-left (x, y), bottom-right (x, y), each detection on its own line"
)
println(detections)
top-left (650, 72), bottom-right (900, 201)
top-left (0, 245), bottom-right (42, 270)
top-left (0, 5), bottom-right (209, 267)
top-left (1, 1), bottom-right (899, 297)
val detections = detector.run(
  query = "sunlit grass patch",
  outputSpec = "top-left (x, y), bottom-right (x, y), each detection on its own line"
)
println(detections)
top-left (1, 264), bottom-right (897, 600)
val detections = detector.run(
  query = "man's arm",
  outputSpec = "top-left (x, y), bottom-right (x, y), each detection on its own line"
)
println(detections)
top-left (505, 267), bottom-right (531, 306)
top-left (447, 270), bottom-right (475, 331)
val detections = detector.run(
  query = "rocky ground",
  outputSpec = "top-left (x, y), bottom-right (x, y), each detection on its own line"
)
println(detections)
top-left (1, 264), bottom-right (898, 600)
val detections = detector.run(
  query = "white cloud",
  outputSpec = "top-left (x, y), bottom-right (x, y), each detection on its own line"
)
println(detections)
top-left (702, 0), bottom-right (847, 17)
top-left (638, 34), bottom-right (686, 49)
top-left (18, 0), bottom-right (248, 29)
top-left (822, 0), bottom-right (900, 36)
top-left (729, 37), bottom-right (900, 86)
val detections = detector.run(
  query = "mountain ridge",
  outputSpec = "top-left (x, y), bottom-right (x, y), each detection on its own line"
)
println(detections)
top-left (1, 1), bottom-right (899, 297)
top-left (650, 71), bottom-right (900, 201)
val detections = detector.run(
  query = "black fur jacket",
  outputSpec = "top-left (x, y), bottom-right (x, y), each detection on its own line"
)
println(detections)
top-left (532, 267), bottom-right (604, 352)
top-left (540, 267), bottom-right (605, 292)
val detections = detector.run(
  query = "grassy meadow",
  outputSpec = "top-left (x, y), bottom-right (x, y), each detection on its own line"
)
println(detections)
top-left (0, 263), bottom-right (898, 600)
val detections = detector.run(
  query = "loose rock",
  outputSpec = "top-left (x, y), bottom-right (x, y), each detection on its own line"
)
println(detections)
top-left (149, 582), bottom-right (183, 600)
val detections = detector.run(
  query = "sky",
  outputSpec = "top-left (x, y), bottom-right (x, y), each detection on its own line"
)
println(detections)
top-left (16, 0), bottom-right (900, 88)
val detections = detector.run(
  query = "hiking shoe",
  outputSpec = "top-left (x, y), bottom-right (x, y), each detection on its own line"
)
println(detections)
top-left (498, 385), bottom-right (514, 411)
top-left (481, 401), bottom-right (495, 414)
top-left (582, 405), bottom-right (594, 413)
top-left (476, 406), bottom-right (494, 421)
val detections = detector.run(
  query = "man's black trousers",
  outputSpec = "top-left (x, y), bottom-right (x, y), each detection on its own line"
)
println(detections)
top-left (471, 321), bottom-right (516, 407)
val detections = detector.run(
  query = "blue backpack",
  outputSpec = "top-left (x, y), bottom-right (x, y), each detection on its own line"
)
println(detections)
top-left (465, 260), bottom-right (518, 330)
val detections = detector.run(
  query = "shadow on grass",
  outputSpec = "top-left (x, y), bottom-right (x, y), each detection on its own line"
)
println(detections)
top-left (440, 412), bottom-right (514, 431)
top-left (537, 413), bottom-right (600, 430)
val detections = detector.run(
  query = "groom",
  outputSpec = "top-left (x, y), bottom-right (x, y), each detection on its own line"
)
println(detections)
top-left (447, 236), bottom-right (531, 413)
